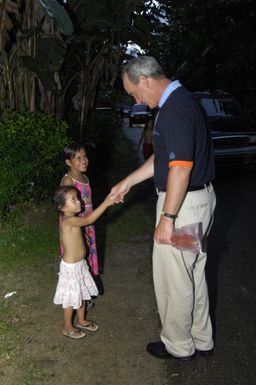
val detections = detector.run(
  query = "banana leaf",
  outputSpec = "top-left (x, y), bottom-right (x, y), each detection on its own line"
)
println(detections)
top-left (21, 56), bottom-right (61, 93)
top-left (37, 0), bottom-right (74, 36)
top-left (36, 38), bottom-right (66, 71)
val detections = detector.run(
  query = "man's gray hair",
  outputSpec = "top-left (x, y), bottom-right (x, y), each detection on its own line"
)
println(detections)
top-left (122, 56), bottom-right (165, 84)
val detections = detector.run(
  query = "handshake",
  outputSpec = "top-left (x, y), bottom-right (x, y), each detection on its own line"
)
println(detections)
top-left (106, 180), bottom-right (131, 205)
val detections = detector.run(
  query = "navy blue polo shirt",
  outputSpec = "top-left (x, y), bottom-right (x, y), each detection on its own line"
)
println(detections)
top-left (153, 85), bottom-right (215, 190)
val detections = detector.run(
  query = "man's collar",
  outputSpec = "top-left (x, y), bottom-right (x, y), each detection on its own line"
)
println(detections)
top-left (159, 80), bottom-right (182, 108)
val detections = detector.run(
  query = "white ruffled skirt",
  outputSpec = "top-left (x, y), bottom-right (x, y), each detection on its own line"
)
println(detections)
top-left (53, 259), bottom-right (98, 309)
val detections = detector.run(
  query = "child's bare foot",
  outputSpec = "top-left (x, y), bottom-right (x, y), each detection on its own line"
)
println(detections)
top-left (76, 320), bottom-right (99, 332)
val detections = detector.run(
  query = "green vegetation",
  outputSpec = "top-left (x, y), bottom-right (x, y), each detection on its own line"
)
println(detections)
top-left (0, 202), bottom-right (59, 271)
top-left (0, 110), bottom-right (68, 217)
top-left (0, 0), bottom-right (143, 136)
top-left (0, 316), bottom-right (22, 365)
top-left (1, 0), bottom-right (256, 132)
top-left (0, 203), bottom-right (57, 364)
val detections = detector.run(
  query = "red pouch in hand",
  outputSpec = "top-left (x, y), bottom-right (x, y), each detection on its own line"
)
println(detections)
top-left (170, 223), bottom-right (202, 254)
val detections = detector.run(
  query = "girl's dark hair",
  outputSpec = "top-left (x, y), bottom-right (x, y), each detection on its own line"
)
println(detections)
top-left (63, 143), bottom-right (85, 160)
top-left (53, 185), bottom-right (79, 215)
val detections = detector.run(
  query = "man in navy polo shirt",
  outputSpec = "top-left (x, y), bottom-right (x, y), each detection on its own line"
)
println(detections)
top-left (111, 56), bottom-right (216, 360)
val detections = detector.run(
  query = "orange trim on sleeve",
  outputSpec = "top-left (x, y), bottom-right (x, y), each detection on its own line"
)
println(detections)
top-left (169, 160), bottom-right (194, 168)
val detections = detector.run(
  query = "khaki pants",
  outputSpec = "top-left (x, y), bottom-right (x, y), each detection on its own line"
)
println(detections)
top-left (153, 183), bottom-right (216, 357)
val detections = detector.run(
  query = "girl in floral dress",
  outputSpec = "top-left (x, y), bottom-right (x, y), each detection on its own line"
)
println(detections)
top-left (60, 143), bottom-right (100, 309)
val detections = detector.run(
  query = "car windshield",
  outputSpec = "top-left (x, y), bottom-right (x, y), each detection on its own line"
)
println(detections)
top-left (199, 97), bottom-right (244, 118)
top-left (132, 104), bottom-right (148, 112)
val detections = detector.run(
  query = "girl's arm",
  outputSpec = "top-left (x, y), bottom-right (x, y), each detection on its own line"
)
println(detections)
top-left (64, 195), bottom-right (114, 227)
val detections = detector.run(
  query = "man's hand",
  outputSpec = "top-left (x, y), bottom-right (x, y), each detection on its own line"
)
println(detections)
top-left (154, 216), bottom-right (174, 244)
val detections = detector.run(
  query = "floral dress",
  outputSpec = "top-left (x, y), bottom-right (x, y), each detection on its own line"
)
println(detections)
top-left (61, 174), bottom-right (99, 276)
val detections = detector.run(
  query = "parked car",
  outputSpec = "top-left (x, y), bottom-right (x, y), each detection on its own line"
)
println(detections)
top-left (194, 90), bottom-right (256, 167)
top-left (129, 103), bottom-right (152, 126)
top-left (122, 105), bottom-right (131, 117)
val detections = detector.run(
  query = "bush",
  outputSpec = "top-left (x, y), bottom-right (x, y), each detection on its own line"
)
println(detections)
top-left (0, 110), bottom-right (68, 216)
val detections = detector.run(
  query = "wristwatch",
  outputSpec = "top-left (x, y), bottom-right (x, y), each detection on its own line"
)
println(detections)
top-left (160, 211), bottom-right (177, 220)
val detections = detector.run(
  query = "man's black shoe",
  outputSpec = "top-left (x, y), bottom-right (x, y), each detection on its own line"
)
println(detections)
top-left (146, 341), bottom-right (195, 360)
top-left (196, 348), bottom-right (214, 357)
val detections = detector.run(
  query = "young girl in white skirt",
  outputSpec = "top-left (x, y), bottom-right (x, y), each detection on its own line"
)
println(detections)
top-left (53, 185), bottom-right (114, 339)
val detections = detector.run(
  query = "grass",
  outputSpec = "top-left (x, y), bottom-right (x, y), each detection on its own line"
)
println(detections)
top-left (105, 192), bottom-right (153, 245)
top-left (0, 297), bottom-right (22, 365)
top-left (0, 202), bottom-right (59, 271)
top-left (0, 203), bottom-right (58, 366)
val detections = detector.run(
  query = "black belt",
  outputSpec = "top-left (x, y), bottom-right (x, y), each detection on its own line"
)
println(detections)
top-left (188, 182), bottom-right (210, 191)
top-left (158, 182), bottom-right (210, 192)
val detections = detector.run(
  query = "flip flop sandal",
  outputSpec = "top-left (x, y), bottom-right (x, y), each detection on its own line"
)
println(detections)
top-left (63, 329), bottom-right (86, 339)
top-left (76, 321), bottom-right (99, 332)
